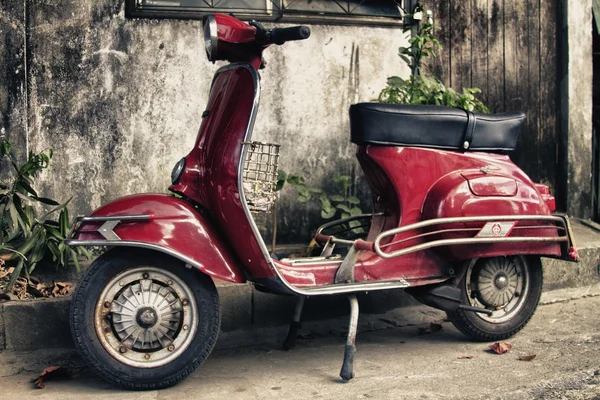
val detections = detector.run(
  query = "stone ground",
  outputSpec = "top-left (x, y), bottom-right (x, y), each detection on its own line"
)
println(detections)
top-left (0, 290), bottom-right (599, 400)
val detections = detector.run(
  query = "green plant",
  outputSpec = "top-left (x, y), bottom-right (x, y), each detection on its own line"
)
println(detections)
top-left (0, 136), bottom-right (90, 291)
top-left (277, 171), bottom-right (364, 225)
top-left (379, 4), bottom-right (489, 113)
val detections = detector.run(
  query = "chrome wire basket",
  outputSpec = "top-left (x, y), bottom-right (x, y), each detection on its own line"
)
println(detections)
top-left (242, 141), bottom-right (280, 213)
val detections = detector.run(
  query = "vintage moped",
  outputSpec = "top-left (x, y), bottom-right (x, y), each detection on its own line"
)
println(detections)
top-left (66, 13), bottom-right (579, 390)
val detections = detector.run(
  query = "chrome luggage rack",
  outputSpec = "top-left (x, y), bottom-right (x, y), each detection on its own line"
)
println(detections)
top-left (242, 141), bottom-right (280, 213)
top-left (308, 214), bottom-right (577, 262)
top-left (372, 214), bottom-right (575, 259)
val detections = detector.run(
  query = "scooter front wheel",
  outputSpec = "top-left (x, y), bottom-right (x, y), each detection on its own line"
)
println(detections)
top-left (448, 256), bottom-right (542, 342)
top-left (70, 248), bottom-right (220, 390)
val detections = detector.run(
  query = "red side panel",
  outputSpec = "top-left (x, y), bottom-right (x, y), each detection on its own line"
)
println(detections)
top-left (73, 194), bottom-right (247, 283)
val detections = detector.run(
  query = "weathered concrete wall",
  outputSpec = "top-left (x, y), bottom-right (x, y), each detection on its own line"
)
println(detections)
top-left (8, 1), bottom-right (408, 243)
top-left (0, 0), bottom-right (27, 172)
top-left (560, 0), bottom-right (594, 218)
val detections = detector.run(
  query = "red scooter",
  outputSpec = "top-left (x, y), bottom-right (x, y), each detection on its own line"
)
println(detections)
top-left (66, 14), bottom-right (579, 390)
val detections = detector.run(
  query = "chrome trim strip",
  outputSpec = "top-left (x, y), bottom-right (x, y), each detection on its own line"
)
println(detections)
top-left (76, 214), bottom-right (153, 222)
top-left (279, 258), bottom-right (343, 266)
top-left (300, 279), bottom-right (410, 295)
top-left (65, 239), bottom-right (209, 272)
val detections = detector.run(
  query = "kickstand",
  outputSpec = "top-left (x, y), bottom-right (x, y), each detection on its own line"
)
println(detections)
top-left (283, 296), bottom-right (306, 350)
top-left (340, 294), bottom-right (359, 381)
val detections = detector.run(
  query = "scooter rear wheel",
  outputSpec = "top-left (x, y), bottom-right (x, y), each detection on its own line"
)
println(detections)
top-left (70, 248), bottom-right (220, 390)
top-left (448, 256), bottom-right (542, 342)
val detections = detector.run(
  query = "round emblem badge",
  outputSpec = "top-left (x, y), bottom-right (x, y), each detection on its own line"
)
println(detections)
top-left (491, 223), bottom-right (502, 236)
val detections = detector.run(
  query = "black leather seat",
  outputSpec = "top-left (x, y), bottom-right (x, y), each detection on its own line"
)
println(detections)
top-left (349, 103), bottom-right (526, 152)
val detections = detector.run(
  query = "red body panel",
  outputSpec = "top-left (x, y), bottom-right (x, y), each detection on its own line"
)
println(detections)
top-left (170, 65), bottom-right (275, 279)
top-left (74, 194), bottom-right (246, 283)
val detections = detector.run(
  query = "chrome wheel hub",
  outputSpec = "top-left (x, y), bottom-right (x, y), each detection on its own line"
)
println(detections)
top-left (473, 259), bottom-right (519, 308)
top-left (95, 267), bottom-right (198, 368)
top-left (467, 257), bottom-right (530, 324)
top-left (136, 307), bottom-right (158, 328)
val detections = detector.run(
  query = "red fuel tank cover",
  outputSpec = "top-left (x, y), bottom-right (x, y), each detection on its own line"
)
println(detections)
top-left (461, 173), bottom-right (518, 197)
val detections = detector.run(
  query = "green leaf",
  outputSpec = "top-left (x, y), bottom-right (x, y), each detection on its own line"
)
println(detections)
top-left (32, 196), bottom-right (60, 206)
top-left (341, 212), bottom-right (351, 219)
top-left (275, 170), bottom-right (287, 191)
top-left (349, 220), bottom-right (361, 228)
top-left (329, 194), bottom-right (345, 202)
top-left (70, 249), bottom-right (81, 272)
top-left (18, 179), bottom-right (38, 197)
top-left (5, 258), bottom-right (25, 291)
top-left (40, 197), bottom-right (72, 221)
top-left (350, 207), bottom-right (363, 217)
top-left (47, 241), bottom-right (61, 262)
top-left (15, 192), bottom-right (32, 204)
top-left (333, 175), bottom-right (351, 190)
top-left (336, 204), bottom-right (351, 213)
top-left (297, 186), bottom-right (311, 202)
top-left (319, 193), bottom-right (333, 210)
top-left (76, 246), bottom-right (92, 259)
top-left (44, 225), bottom-right (63, 240)
top-left (8, 202), bottom-right (19, 234)
top-left (15, 228), bottom-right (41, 257)
top-left (286, 175), bottom-right (304, 186)
top-left (59, 208), bottom-right (69, 236)
top-left (321, 208), bottom-right (336, 219)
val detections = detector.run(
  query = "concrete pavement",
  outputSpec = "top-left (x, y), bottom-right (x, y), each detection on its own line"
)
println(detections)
top-left (0, 287), bottom-right (599, 399)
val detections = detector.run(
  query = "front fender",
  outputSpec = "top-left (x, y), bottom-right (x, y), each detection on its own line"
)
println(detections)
top-left (66, 193), bottom-right (246, 283)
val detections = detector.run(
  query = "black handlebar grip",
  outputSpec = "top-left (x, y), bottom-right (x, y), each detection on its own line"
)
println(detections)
top-left (270, 26), bottom-right (311, 45)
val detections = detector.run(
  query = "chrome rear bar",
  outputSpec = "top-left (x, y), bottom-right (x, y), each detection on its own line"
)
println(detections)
top-left (373, 215), bottom-right (572, 259)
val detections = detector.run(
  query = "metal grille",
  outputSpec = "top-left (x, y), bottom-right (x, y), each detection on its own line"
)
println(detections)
top-left (242, 141), bottom-right (280, 213)
top-left (131, 0), bottom-right (406, 24)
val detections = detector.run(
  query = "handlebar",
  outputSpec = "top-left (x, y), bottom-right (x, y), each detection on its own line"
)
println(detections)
top-left (270, 26), bottom-right (311, 45)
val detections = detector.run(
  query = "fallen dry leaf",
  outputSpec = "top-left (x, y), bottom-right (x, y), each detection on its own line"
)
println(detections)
top-left (489, 341), bottom-right (513, 354)
top-left (32, 366), bottom-right (70, 389)
top-left (517, 354), bottom-right (536, 361)
top-left (458, 356), bottom-right (474, 359)
top-left (418, 323), bottom-right (443, 335)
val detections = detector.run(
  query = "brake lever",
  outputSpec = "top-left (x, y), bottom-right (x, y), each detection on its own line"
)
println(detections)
top-left (249, 20), bottom-right (269, 39)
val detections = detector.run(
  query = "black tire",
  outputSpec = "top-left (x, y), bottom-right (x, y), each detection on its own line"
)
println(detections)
top-left (447, 256), bottom-right (543, 342)
top-left (70, 248), bottom-right (220, 390)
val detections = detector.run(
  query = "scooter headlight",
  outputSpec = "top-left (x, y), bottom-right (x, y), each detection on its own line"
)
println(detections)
top-left (203, 14), bottom-right (218, 62)
top-left (171, 157), bottom-right (186, 185)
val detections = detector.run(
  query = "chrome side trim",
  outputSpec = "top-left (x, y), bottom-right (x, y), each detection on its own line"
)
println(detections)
top-left (65, 239), bottom-right (209, 272)
top-left (278, 258), bottom-right (343, 266)
top-left (299, 279), bottom-right (410, 295)
top-left (76, 214), bottom-right (153, 222)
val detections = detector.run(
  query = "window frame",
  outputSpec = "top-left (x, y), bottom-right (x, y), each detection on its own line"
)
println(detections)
top-left (125, 0), bottom-right (417, 26)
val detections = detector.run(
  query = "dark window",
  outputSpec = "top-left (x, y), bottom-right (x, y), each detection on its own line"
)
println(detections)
top-left (126, 0), bottom-right (408, 25)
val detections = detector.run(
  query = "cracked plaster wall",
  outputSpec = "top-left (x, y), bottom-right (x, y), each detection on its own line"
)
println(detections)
top-left (0, 0), bottom-right (409, 243)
